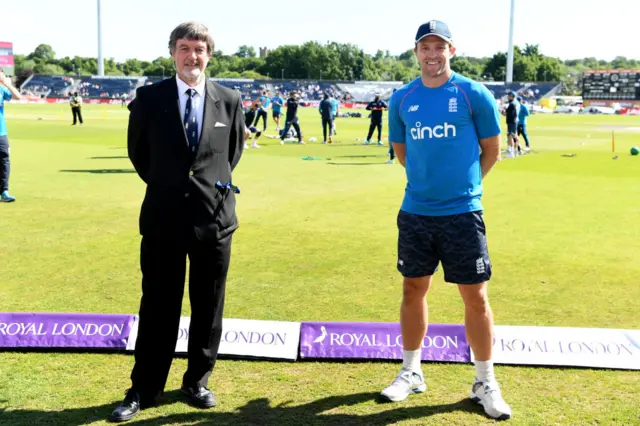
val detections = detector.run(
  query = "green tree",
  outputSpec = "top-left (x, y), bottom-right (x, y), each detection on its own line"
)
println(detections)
top-left (32, 63), bottom-right (65, 75)
top-left (29, 44), bottom-right (55, 61)
top-left (451, 57), bottom-right (482, 79)
top-left (242, 70), bottom-right (267, 79)
top-left (121, 59), bottom-right (143, 76)
top-left (262, 45), bottom-right (304, 79)
top-left (216, 70), bottom-right (242, 78)
top-left (537, 57), bottom-right (566, 81)
top-left (234, 45), bottom-right (256, 58)
top-left (513, 55), bottom-right (538, 81)
top-left (12, 41), bottom-right (637, 88)
top-left (523, 44), bottom-right (541, 58)
top-left (483, 52), bottom-right (507, 81)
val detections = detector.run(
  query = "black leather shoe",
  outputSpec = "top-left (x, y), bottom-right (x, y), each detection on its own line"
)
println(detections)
top-left (109, 389), bottom-right (141, 422)
top-left (180, 384), bottom-right (216, 408)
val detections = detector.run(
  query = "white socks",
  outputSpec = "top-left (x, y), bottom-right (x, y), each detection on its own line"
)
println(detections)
top-left (475, 360), bottom-right (495, 383)
top-left (402, 351), bottom-right (494, 383)
top-left (402, 349), bottom-right (422, 374)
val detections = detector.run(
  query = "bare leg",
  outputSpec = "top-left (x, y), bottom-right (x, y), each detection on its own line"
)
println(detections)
top-left (401, 276), bottom-right (432, 350)
top-left (458, 282), bottom-right (493, 361)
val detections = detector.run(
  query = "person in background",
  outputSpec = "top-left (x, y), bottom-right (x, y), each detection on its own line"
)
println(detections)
top-left (505, 92), bottom-right (519, 157)
top-left (280, 90), bottom-right (304, 145)
top-left (330, 94), bottom-right (340, 136)
top-left (244, 103), bottom-right (262, 149)
top-left (517, 97), bottom-right (531, 151)
top-left (365, 93), bottom-right (387, 146)
top-left (70, 91), bottom-right (83, 125)
top-left (253, 89), bottom-right (270, 132)
top-left (318, 93), bottom-right (334, 144)
top-left (271, 91), bottom-right (284, 132)
top-left (0, 70), bottom-right (21, 202)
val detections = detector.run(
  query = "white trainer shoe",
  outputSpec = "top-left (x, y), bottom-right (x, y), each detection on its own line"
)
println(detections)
top-left (470, 379), bottom-right (512, 420)
top-left (380, 368), bottom-right (427, 402)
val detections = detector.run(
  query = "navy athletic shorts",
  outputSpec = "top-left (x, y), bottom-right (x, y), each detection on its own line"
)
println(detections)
top-left (248, 126), bottom-right (262, 137)
top-left (507, 123), bottom-right (517, 135)
top-left (397, 210), bottom-right (492, 284)
top-left (272, 111), bottom-right (281, 118)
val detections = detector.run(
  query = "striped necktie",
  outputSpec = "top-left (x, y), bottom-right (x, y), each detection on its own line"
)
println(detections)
top-left (183, 88), bottom-right (199, 153)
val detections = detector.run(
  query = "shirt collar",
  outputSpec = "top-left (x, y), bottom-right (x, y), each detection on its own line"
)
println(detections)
top-left (176, 75), bottom-right (206, 97)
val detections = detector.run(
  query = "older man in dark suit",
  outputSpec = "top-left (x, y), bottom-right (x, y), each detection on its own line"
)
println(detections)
top-left (110, 21), bottom-right (245, 423)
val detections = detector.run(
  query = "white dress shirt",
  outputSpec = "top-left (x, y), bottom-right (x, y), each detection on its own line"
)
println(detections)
top-left (176, 75), bottom-right (206, 142)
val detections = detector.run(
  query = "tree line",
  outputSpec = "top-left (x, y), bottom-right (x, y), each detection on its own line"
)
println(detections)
top-left (13, 42), bottom-right (640, 95)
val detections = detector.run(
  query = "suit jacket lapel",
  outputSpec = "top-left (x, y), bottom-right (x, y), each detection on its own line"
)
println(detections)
top-left (198, 80), bottom-right (220, 152)
top-left (165, 76), bottom-right (189, 149)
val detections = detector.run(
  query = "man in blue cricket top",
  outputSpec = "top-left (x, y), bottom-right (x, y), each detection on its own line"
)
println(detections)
top-left (382, 20), bottom-right (511, 420)
top-left (330, 94), bottom-right (340, 136)
top-left (253, 89), bottom-right (270, 132)
top-left (517, 97), bottom-right (531, 151)
top-left (0, 69), bottom-right (21, 203)
top-left (271, 91), bottom-right (285, 133)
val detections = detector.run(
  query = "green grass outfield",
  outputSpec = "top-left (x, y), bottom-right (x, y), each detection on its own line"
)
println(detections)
top-left (0, 103), bottom-right (639, 425)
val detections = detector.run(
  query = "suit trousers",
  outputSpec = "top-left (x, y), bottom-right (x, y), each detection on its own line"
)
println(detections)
top-left (130, 230), bottom-right (232, 397)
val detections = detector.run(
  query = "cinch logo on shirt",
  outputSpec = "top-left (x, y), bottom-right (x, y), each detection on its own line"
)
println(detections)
top-left (410, 122), bottom-right (457, 140)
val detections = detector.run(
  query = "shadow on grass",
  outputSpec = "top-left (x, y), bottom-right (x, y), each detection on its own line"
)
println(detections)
top-left (0, 392), bottom-right (488, 426)
top-left (60, 169), bottom-right (136, 174)
top-left (334, 154), bottom-right (386, 159)
top-left (327, 162), bottom-right (384, 166)
top-left (327, 142), bottom-right (387, 147)
top-left (89, 156), bottom-right (129, 159)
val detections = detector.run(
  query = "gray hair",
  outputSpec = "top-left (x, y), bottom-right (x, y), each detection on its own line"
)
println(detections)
top-left (168, 21), bottom-right (215, 56)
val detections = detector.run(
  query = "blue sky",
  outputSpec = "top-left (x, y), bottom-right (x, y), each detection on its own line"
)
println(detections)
top-left (2, 0), bottom-right (638, 62)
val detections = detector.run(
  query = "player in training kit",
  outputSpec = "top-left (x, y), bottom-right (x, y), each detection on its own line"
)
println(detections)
top-left (319, 93), bottom-right (334, 144)
top-left (505, 92), bottom-right (520, 157)
top-left (365, 94), bottom-right (387, 145)
top-left (517, 97), bottom-right (531, 151)
top-left (0, 70), bottom-right (20, 202)
top-left (244, 103), bottom-right (262, 149)
top-left (330, 95), bottom-right (339, 135)
top-left (280, 91), bottom-right (303, 145)
top-left (271, 91), bottom-right (285, 132)
top-left (382, 20), bottom-right (511, 421)
top-left (253, 90), bottom-right (270, 131)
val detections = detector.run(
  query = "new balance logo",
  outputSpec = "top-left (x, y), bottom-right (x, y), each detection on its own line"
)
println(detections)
top-left (410, 121), bottom-right (457, 140)
top-left (408, 105), bottom-right (419, 112)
